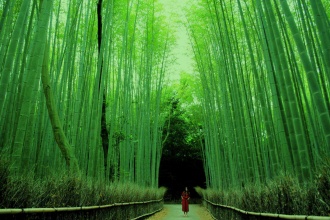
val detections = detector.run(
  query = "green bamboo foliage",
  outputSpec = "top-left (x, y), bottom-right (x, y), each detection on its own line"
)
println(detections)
top-left (0, 0), bottom-right (171, 189)
top-left (188, 0), bottom-right (330, 190)
top-left (104, 0), bottom-right (171, 187)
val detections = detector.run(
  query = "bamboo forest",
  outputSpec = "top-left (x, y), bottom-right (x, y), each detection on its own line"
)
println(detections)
top-left (0, 0), bottom-right (330, 219)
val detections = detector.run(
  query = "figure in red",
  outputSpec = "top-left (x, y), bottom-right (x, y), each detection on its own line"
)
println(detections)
top-left (181, 187), bottom-right (190, 216)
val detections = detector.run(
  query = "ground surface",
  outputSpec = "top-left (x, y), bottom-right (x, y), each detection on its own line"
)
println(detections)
top-left (146, 204), bottom-right (214, 220)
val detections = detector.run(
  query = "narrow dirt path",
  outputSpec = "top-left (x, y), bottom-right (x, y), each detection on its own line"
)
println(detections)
top-left (146, 204), bottom-right (214, 220)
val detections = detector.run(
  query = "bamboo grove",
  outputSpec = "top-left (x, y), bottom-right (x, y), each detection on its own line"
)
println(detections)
top-left (1, 0), bottom-right (330, 209)
top-left (188, 0), bottom-right (330, 190)
top-left (0, 0), bottom-right (172, 188)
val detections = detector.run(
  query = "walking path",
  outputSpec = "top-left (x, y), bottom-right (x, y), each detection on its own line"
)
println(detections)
top-left (146, 204), bottom-right (214, 220)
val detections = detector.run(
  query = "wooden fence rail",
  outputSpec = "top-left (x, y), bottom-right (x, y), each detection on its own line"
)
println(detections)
top-left (0, 198), bottom-right (163, 220)
top-left (204, 199), bottom-right (330, 220)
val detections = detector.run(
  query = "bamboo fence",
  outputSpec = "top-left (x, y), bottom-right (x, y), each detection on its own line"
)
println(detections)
top-left (0, 198), bottom-right (163, 220)
top-left (204, 199), bottom-right (330, 220)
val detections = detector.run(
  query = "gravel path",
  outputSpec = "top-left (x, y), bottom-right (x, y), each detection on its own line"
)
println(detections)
top-left (146, 204), bottom-right (214, 220)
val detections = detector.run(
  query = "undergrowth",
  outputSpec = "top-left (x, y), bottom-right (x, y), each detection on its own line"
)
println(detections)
top-left (0, 159), bottom-right (166, 219)
top-left (195, 161), bottom-right (330, 218)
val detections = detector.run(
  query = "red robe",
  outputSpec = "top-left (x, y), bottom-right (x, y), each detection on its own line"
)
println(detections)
top-left (181, 191), bottom-right (190, 212)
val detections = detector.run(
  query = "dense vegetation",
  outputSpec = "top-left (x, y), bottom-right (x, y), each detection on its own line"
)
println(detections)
top-left (159, 97), bottom-right (205, 202)
top-left (0, 0), bottom-right (171, 215)
top-left (1, 0), bottom-right (330, 218)
top-left (0, 0), bottom-right (172, 184)
top-left (188, 0), bottom-right (330, 216)
top-left (188, 0), bottom-right (330, 189)
top-left (196, 163), bottom-right (330, 218)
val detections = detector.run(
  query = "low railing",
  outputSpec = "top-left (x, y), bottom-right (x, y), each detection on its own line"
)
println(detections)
top-left (0, 198), bottom-right (163, 220)
top-left (204, 199), bottom-right (330, 220)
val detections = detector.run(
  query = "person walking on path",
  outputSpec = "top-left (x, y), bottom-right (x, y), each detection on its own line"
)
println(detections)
top-left (181, 187), bottom-right (190, 216)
